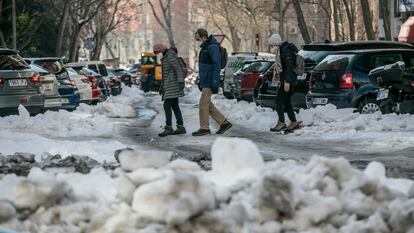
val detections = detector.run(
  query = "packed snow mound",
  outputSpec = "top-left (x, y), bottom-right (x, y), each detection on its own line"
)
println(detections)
top-left (1, 138), bottom-right (414, 232)
top-left (0, 105), bottom-right (116, 138)
top-left (118, 149), bottom-right (173, 171)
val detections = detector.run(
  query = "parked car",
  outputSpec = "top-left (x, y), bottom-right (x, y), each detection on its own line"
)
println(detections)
top-left (223, 52), bottom-right (275, 99)
top-left (66, 67), bottom-right (94, 104)
top-left (0, 49), bottom-right (44, 116)
top-left (231, 60), bottom-right (257, 100)
top-left (109, 68), bottom-right (134, 87)
top-left (307, 48), bottom-right (414, 113)
top-left (107, 70), bottom-right (122, 96)
top-left (255, 41), bottom-right (414, 110)
top-left (239, 60), bottom-right (274, 102)
top-left (73, 68), bottom-right (101, 104)
top-left (67, 64), bottom-right (110, 99)
top-left (26, 57), bottom-right (80, 111)
top-left (29, 64), bottom-right (61, 112)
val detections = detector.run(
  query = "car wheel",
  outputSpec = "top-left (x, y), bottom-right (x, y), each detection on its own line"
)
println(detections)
top-left (359, 98), bottom-right (380, 114)
top-left (223, 92), bottom-right (234, 99)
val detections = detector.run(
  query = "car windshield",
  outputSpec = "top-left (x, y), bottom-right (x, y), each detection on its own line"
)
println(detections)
top-left (245, 61), bottom-right (271, 73)
top-left (142, 56), bottom-right (156, 65)
top-left (299, 50), bottom-right (330, 63)
top-left (315, 54), bottom-right (355, 71)
top-left (35, 60), bottom-right (65, 74)
top-left (0, 53), bottom-right (30, 70)
top-left (30, 64), bottom-right (49, 75)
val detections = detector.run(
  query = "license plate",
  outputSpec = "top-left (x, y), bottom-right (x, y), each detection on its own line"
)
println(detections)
top-left (61, 98), bottom-right (69, 104)
top-left (313, 98), bottom-right (328, 105)
top-left (298, 73), bottom-right (307, 80)
top-left (43, 84), bottom-right (53, 91)
top-left (377, 88), bottom-right (389, 100)
top-left (9, 79), bottom-right (27, 87)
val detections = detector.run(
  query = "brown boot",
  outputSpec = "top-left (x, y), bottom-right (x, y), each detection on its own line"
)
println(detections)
top-left (286, 121), bottom-right (302, 131)
top-left (270, 121), bottom-right (287, 132)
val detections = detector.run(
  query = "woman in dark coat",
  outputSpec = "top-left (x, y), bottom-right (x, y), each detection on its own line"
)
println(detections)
top-left (153, 43), bottom-right (187, 137)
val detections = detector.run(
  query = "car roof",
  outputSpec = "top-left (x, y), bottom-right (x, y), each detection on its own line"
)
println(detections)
top-left (68, 61), bottom-right (105, 66)
top-left (302, 41), bottom-right (414, 51)
top-left (327, 48), bottom-right (414, 55)
top-left (25, 57), bottom-right (62, 62)
top-left (0, 48), bottom-right (18, 54)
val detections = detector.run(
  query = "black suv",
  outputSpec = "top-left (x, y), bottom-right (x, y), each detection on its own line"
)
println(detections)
top-left (307, 48), bottom-right (414, 113)
top-left (255, 41), bottom-right (414, 110)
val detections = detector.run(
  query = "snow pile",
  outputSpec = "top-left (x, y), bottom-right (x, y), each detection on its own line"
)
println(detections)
top-left (79, 86), bottom-right (144, 118)
top-left (1, 138), bottom-right (414, 232)
top-left (0, 105), bottom-right (116, 138)
top-left (296, 104), bottom-right (414, 151)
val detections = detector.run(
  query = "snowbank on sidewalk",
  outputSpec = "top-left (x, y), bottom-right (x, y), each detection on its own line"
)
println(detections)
top-left (0, 105), bottom-right (115, 138)
top-left (1, 138), bottom-right (414, 232)
top-left (78, 86), bottom-right (144, 118)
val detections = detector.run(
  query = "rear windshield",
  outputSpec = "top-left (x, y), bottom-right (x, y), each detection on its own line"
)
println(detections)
top-left (30, 64), bottom-right (49, 75)
top-left (315, 54), bottom-right (355, 71)
top-left (83, 68), bottom-right (99, 76)
top-left (35, 60), bottom-right (65, 74)
top-left (299, 50), bottom-right (330, 63)
top-left (66, 67), bottom-right (78, 76)
top-left (245, 61), bottom-right (272, 73)
top-left (0, 54), bottom-right (30, 70)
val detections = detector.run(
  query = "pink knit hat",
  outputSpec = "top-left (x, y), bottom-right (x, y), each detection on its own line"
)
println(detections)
top-left (153, 43), bottom-right (168, 53)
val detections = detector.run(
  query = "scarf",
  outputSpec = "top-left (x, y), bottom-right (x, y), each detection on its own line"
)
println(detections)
top-left (272, 46), bottom-right (283, 84)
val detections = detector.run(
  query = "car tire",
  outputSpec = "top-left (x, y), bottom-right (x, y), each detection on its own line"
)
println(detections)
top-left (358, 97), bottom-right (381, 114)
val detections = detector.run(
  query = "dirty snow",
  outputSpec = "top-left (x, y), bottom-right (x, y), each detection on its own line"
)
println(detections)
top-left (0, 138), bottom-right (413, 232)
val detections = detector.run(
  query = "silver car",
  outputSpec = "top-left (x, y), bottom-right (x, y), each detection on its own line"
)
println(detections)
top-left (0, 49), bottom-right (44, 116)
top-left (30, 64), bottom-right (62, 112)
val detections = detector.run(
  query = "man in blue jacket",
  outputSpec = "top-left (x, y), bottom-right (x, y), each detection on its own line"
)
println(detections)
top-left (192, 28), bottom-right (232, 136)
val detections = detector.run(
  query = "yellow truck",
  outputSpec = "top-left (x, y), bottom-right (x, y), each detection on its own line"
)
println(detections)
top-left (140, 52), bottom-right (162, 92)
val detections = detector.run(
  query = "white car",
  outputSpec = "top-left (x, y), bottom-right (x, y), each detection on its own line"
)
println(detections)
top-left (66, 67), bottom-right (93, 104)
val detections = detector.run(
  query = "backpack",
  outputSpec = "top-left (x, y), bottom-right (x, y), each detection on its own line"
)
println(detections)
top-left (219, 46), bottom-right (228, 69)
top-left (294, 53), bottom-right (305, 76)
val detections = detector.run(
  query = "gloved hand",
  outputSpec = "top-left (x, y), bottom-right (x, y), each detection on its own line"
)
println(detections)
top-left (211, 87), bottom-right (219, 94)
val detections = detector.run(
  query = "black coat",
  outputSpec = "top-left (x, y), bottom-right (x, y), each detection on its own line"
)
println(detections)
top-left (280, 42), bottom-right (299, 85)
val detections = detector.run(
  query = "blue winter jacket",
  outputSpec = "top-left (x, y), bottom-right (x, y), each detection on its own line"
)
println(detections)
top-left (198, 36), bottom-right (221, 89)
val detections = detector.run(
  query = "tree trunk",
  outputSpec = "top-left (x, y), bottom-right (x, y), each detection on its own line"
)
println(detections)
top-left (361, 0), bottom-right (375, 40)
top-left (292, 0), bottom-right (311, 44)
top-left (380, 0), bottom-right (392, 40)
top-left (56, 0), bottom-right (70, 56)
top-left (166, 27), bottom-right (176, 48)
top-left (342, 0), bottom-right (355, 41)
top-left (69, 24), bottom-right (81, 62)
top-left (91, 37), bottom-right (103, 60)
top-left (332, 0), bottom-right (341, 41)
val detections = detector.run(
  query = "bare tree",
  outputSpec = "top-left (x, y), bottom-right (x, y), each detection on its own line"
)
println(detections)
top-left (341, 0), bottom-right (355, 41)
top-left (360, 0), bottom-right (375, 40)
top-left (90, 0), bottom-right (137, 60)
top-left (68, 0), bottom-right (105, 62)
top-left (147, 0), bottom-right (176, 47)
top-left (55, 0), bottom-right (71, 56)
top-left (380, 0), bottom-right (391, 40)
top-left (292, 0), bottom-right (311, 44)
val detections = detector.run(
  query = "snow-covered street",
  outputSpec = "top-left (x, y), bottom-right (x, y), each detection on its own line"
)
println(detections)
top-left (1, 86), bottom-right (414, 232)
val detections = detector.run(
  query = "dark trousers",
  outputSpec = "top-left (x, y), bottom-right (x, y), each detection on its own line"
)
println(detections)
top-left (163, 98), bottom-right (184, 126)
top-left (276, 82), bottom-right (297, 123)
